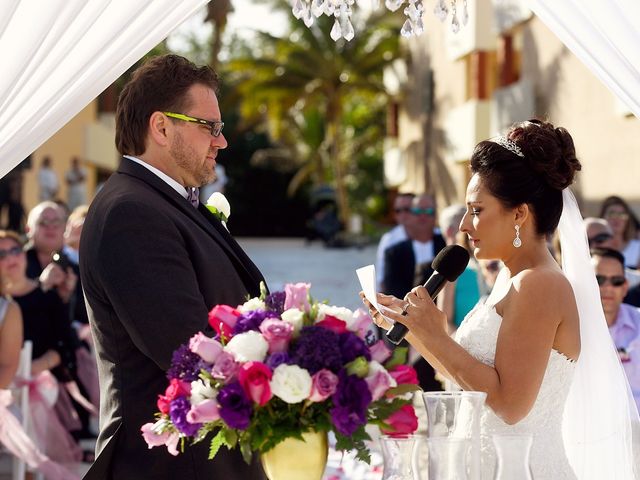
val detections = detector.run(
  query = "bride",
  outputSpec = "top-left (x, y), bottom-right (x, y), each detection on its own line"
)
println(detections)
top-left (368, 119), bottom-right (639, 479)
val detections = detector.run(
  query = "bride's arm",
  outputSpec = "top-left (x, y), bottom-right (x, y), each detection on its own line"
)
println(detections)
top-left (380, 269), bottom-right (572, 425)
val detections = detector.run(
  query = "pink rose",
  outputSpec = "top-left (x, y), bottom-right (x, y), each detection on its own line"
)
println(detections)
top-left (284, 283), bottom-right (311, 312)
top-left (212, 352), bottom-right (239, 382)
top-left (157, 378), bottom-right (191, 414)
top-left (140, 423), bottom-right (180, 456)
top-left (381, 404), bottom-right (419, 436)
top-left (238, 361), bottom-right (273, 406)
top-left (259, 319), bottom-right (294, 353)
top-left (369, 340), bottom-right (392, 364)
top-left (187, 399), bottom-right (220, 423)
top-left (389, 365), bottom-right (419, 385)
top-left (351, 308), bottom-right (373, 337)
top-left (316, 315), bottom-right (347, 334)
top-left (365, 362), bottom-right (396, 401)
top-left (308, 369), bottom-right (339, 402)
top-left (189, 332), bottom-right (223, 363)
top-left (208, 305), bottom-right (241, 339)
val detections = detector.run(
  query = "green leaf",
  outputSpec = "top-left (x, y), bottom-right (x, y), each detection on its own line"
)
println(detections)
top-left (208, 430), bottom-right (227, 460)
top-left (384, 347), bottom-right (408, 369)
top-left (386, 383), bottom-right (422, 396)
top-left (224, 429), bottom-right (238, 448)
top-left (346, 356), bottom-right (370, 377)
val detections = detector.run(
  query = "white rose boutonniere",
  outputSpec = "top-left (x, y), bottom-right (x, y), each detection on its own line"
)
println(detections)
top-left (205, 192), bottom-right (231, 225)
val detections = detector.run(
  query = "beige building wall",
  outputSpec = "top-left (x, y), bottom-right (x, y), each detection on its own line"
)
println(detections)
top-left (391, 1), bottom-right (640, 217)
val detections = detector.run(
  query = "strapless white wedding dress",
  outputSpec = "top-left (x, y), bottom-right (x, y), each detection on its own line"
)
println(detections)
top-left (455, 303), bottom-right (577, 480)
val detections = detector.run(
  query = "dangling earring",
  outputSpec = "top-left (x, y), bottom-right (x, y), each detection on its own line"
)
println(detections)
top-left (513, 225), bottom-right (522, 248)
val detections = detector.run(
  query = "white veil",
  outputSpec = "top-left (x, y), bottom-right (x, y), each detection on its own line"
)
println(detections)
top-left (559, 188), bottom-right (640, 479)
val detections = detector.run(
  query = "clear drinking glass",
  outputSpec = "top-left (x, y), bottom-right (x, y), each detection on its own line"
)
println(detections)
top-left (422, 391), bottom-right (487, 480)
top-left (380, 434), bottom-right (418, 480)
top-left (427, 437), bottom-right (470, 480)
top-left (492, 434), bottom-right (534, 480)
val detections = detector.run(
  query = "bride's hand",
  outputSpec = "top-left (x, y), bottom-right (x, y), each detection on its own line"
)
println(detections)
top-left (381, 286), bottom-right (449, 345)
top-left (359, 291), bottom-right (403, 330)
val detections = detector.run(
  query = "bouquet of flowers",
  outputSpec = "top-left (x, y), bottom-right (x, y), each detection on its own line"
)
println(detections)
top-left (141, 283), bottom-right (420, 463)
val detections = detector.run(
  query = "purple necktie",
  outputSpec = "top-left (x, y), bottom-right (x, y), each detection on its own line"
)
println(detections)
top-left (187, 187), bottom-right (199, 208)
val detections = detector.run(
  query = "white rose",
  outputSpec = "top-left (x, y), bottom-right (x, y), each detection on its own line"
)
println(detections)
top-left (238, 297), bottom-right (266, 313)
top-left (317, 304), bottom-right (355, 330)
top-left (281, 308), bottom-right (304, 334)
top-left (270, 364), bottom-right (313, 404)
top-left (224, 331), bottom-right (269, 362)
top-left (190, 379), bottom-right (217, 405)
top-left (205, 192), bottom-right (231, 221)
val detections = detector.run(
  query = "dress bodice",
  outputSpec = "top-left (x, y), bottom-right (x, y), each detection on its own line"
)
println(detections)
top-left (455, 302), bottom-right (577, 480)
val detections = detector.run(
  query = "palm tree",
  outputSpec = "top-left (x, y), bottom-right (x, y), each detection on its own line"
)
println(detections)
top-left (205, 0), bottom-right (233, 68)
top-left (225, 0), bottom-right (403, 223)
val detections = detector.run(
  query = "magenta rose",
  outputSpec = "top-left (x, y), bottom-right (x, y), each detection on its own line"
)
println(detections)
top-left (189, 332), bottom-right (223, 363)
top-left (212, 352), bottom-right (239, 382)
top-left (259, 319), bottom-right (294, 354)
top-left (369, 340), bottom-right (392, 364)
top-left (381, 404), bottom-right (419, 437)
top-left (238, 361), bottom-right (273, 406)
top-left (284, 283), bottom-right (311, 312)
top-left (389, 365), bottom-right (419, 385)
top-left (316, 315), bottom-right (347, 334)
top-left (158, 379), bottom-right (191, 414)
top-left (308, 369), bottom-right (339, 402)
top-left (208, 305), bottom-right (241, 339)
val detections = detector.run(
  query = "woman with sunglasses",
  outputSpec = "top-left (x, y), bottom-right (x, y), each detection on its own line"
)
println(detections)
top-left (365, 119), bottom-right (639, 479)
top-left (599, 196), bottom-right (640, 269)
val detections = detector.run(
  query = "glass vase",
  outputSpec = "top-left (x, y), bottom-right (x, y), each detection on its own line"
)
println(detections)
top-left (492, 434), bottom-right (533, 480)
top-left (422, 391), bottom-right (486, 480)
top-left (427, 437), bottom-right (470, 480)
top-left (260, 431), bottom-right (328, 480)
top-left (380, 434), bottom-right (418, 480)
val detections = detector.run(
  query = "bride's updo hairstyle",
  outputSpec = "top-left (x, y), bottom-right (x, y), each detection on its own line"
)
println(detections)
top-left (469, 119), bottom-right (582, 236)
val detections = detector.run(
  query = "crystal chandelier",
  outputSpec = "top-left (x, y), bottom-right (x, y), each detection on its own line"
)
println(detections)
top-left (292, 0), bottom-right (469, 41)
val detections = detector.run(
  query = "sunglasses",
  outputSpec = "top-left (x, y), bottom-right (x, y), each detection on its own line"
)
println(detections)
top-left (595, 274), bottom-right (626, 287)
top-left (0, 246), bottom-right (22, 260)
top-left (164, 112), bottom-right (224, 137)
top-left (38, 218), bottom-right (65, 228)
top-left (588, 233), bottom-right (613, 246)
top-left (604, 211), bottom-right (629, 220)
top-left (394, 207), bottom-right (411, 214)
top-left (410, 207), bottom-right (435, 216)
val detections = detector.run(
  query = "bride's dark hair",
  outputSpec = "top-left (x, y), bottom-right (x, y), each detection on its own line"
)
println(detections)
top-left (469, 119), bottom-right (582, 236)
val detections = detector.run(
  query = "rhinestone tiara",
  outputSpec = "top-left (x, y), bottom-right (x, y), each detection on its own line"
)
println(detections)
top-left (493, 136), bottom-right (524, 158)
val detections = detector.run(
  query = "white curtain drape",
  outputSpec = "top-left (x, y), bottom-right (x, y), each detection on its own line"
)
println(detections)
top-left (0, 0), bottom-right (209, 178)
top-left (526, 0), bottom-right (640, 119)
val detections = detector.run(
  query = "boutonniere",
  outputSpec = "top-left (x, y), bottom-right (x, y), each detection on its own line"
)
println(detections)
top-left (205, 192), bottom-right (231, 227)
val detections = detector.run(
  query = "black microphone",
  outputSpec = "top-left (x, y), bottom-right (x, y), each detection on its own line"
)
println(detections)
top-left (385, 244), bottom-right (470, 345)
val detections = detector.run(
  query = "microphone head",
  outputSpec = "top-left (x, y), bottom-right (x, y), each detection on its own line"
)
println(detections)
top-left (432, 244), bottom-right (470, 282)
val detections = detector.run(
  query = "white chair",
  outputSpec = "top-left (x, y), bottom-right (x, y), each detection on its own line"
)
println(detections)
top-left (11, 340), bottom-right (32, 480)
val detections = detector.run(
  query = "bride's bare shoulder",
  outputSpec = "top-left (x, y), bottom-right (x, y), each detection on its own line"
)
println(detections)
top-left (509, 267), bottom-right (576, 311)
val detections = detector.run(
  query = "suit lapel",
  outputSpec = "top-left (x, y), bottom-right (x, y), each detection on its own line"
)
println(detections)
top-left (117, 159), bottom-right (265, 295)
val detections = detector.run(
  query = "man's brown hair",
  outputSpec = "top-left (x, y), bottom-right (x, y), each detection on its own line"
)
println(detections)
top-left (115, 54), bottom-right (219, 156)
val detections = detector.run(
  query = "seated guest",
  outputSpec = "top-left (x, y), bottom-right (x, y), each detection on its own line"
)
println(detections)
top-left (590, 248), bottom-right (640, 412)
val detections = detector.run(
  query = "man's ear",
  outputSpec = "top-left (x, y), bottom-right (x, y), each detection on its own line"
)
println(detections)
top-left (147, 112), bottom-right (171, 147)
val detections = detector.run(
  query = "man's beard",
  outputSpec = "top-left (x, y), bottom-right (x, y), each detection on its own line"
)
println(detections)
top-left (170, 132), bottom-right (215, 187)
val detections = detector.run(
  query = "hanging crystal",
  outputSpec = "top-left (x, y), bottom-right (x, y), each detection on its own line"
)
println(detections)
top-left (343, 18), bottom-right (355, 40)
top-left (385, 0), bottom-right (404, 13)
top-left (303, 7), bottom-right (315, 27)
top-left (461, 0), bottom-right (469, 25)
top-left (450, 0), bottom-right (460, 33)
top-left (292, 0), bottom-right (306, 19)
top-left (311, 0), bottom-right (325, 17)
top-left (400, 18), bottom-right (413, 37)
top-left (330, 17), bottom-right (342, 40)
top-left (370, 0), bottom-right (380, 8)
top-left (433, 0), bottom-right (448, 21)
top-left (324, 0), bottom-right (335, 16)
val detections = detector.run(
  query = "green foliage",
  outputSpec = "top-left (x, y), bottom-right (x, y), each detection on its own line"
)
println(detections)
top-left (384, 346), bottom-right (409, 369)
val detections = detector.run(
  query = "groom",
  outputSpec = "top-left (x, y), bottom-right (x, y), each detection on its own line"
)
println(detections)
top-left (79, 55), bottom-right (266, 479)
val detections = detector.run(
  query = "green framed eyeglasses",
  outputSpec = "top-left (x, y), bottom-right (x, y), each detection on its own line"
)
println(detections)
top-left (163, 112), bottom-right (224, 137)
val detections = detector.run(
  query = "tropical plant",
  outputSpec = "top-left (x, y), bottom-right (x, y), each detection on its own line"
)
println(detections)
top-left (224, 0), bottom-right (403, 223)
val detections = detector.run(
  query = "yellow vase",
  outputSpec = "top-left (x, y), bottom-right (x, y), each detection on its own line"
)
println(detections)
top-left (260, 431), bottom-right (329, 480)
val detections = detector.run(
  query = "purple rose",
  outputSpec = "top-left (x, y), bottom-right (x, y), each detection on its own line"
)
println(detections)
top-left (212, 351), bottom-right (239, 382)
top-left (339, 332), bottom-right (371, 364)
top-left (170, 396), bottom-right (201, 437)
top-left (259, 318), bottom-right (294, 353)
top-left (309, 369), bottom-right (339, 402)
top-left (284, 283), bottom-right (311, 312)
top-left (189, 332), bottom-right (223, 363)
top-left (233, 310), bottom-right (277, 335)
top-left (218, 382), bottom-right (253, 430)
top-left (330, 371), bottom-right (372, 436)
top-left (266, 352), bottom-right (290, 370)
